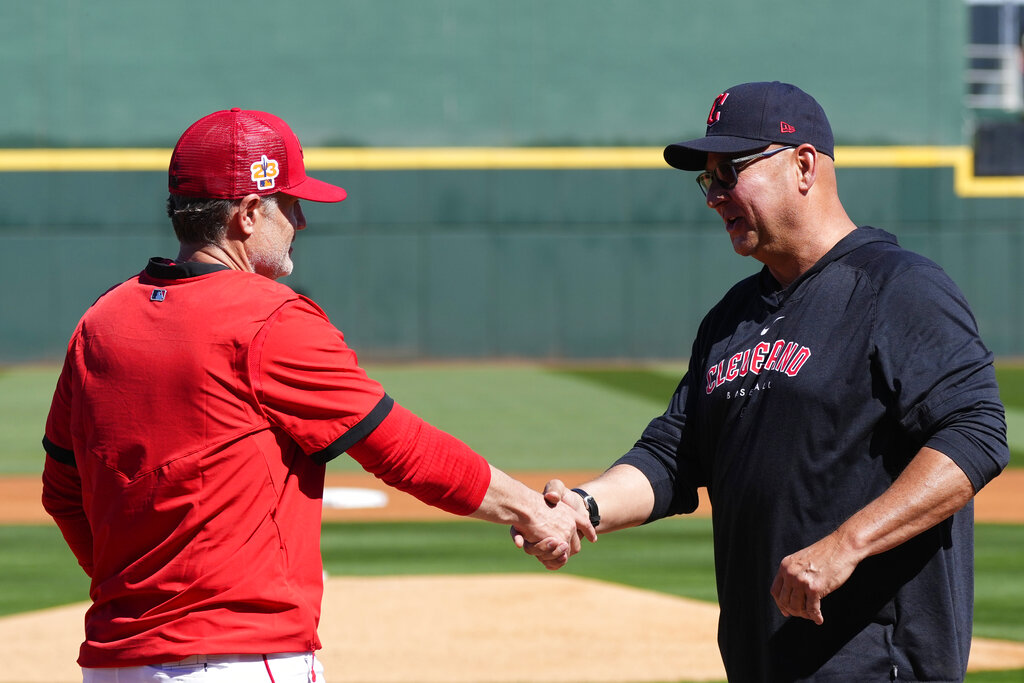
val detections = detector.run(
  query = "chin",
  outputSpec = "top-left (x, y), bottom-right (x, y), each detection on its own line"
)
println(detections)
top-left (730, 237), bottom-right (757, 257)
top-left (261, 264), bottom-right (294, 281)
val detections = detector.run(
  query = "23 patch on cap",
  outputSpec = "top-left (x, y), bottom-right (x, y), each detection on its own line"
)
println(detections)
top-left (250, 154), bottom-right (280, 190)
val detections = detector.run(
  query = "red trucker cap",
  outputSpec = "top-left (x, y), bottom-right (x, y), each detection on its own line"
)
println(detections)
top-left (168, 108), bottom-right (346, 203)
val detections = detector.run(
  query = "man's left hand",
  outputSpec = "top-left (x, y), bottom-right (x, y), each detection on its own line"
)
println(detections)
top-left (770, 534), bottom-right (859, 625)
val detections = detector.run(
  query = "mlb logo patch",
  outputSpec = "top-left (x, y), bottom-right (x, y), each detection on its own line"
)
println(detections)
top-left (250, 154), bottom-right (280, 190)
top-left (150, 289), bottom-right (167, 302)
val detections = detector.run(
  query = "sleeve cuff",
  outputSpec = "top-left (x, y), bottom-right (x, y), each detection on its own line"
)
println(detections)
top-left (42, 435), bottom-right (76, 467)
top-left (312, 394), bottom-right (395, 465)
top-left (614, 447), bottom-right (699, 522)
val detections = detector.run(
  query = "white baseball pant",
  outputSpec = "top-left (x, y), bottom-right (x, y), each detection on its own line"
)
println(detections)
top-left (81, 652), bottom-right (324, 682)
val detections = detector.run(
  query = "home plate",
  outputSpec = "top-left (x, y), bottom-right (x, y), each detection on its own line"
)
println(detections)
top-left (323, 487), bottom-right (388, 509)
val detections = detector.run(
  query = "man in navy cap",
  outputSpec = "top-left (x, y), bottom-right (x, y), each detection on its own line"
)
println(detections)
top-left (519, 82), bottom-right (1008, 681)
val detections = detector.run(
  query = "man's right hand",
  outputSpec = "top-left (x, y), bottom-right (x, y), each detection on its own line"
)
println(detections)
top-left (510, 479), bottom-right (596, 570)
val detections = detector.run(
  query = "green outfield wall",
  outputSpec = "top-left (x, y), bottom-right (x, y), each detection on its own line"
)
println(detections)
top-left (4, 0), bottom-right (1023, 361)
top-left (3, 160), bottom-right (1024, 361)
top-left (3, 0), bottom-right (964, 148)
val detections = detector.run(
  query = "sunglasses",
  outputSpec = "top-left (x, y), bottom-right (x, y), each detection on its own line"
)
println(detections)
top-left (696, 145), bottom-right (796, 197)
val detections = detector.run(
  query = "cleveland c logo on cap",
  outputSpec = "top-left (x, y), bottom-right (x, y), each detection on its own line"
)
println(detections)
top-left (250, 154), bottom-right (280, 190)
top-left (707, 93), bottom-right (729, 126)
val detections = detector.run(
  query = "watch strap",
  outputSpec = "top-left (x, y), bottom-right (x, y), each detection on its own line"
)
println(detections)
top-left (571, 488), bottom-right (601, 528)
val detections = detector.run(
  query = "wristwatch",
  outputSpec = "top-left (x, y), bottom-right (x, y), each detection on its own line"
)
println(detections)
top-left (571, 488), bottom-right (601, 528)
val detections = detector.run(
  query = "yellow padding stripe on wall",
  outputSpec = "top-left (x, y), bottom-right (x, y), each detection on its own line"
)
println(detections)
top-left (0, 146), bottom-right (1021, 197)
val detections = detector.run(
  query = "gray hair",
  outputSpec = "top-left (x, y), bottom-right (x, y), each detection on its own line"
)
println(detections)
top-left (166, 194), bottom-right (278, 246)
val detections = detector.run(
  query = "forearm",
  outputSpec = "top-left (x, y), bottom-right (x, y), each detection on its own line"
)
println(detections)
top-left (350, 404), bottom-right (594, 563)
top-left (571, 464), bottom-right (656, 533)
top-left (771, 447), bottom-right (976, 624)
top-left (469, 465), bottom-right (554, 528)
top-left (347, 402), bottom-right (491, 516)
top-left (831, 447), bottom-right (975, 562)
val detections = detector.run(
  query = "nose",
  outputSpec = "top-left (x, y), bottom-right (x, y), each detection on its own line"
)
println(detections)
top-left (295, 201), bottom-right (307, 231)
top-left (705, 180), bottom-right (728, 208)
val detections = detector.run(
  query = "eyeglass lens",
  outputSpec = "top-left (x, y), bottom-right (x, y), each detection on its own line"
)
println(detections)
top-left (697, 163), bottom-right (738, 196)
top-left (696, 146), bottom-right (794, 197)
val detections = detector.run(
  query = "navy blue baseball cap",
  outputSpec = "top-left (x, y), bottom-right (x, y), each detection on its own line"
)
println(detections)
top-left (664, 81), bottom-right (834, 171)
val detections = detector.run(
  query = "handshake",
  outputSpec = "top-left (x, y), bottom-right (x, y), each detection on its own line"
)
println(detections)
top-left (471, 464), bottom-right (651, 569)
top-left (509, 479), bottom-right (600, 570)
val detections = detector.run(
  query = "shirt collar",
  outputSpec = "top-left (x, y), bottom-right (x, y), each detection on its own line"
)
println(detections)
top-left (145, 257), bottom-right (231, 280)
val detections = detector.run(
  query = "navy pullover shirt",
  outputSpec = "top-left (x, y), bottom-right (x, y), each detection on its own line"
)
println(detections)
top-left (618, 227), bottom-right (1008, 682)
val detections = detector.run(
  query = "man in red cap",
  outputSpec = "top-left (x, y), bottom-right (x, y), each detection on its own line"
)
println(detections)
top-left (521, 82), bottom-right (1008, 681)
top-left (42, 109), bottom-right (596, 682)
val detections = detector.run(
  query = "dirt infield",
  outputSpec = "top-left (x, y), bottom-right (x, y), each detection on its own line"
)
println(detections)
top-left (2, 470), bottom-right (1024, 682)
top-left (4, 574), bottom-right (1024, 683)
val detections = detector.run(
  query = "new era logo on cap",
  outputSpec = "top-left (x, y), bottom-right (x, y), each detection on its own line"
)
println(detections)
top-left (169, 109), bottom-right (346, 203)
top-left (663, 81), bottom-right (835, 171)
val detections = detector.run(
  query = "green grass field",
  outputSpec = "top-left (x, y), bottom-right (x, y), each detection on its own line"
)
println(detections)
top-left (2, 361), bottom-right (1023, 682)
top-left (4, 362), bottom-right (1022, 474)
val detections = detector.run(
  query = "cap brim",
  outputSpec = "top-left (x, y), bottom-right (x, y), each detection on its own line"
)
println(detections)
top-left (664, 136), bottom-right (771, 171)
top-left (281, 175), bottom-right (347, 203)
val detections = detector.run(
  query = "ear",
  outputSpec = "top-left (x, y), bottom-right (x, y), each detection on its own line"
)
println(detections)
top-left (795, 144), bottom-right (817, 193)
top-left (234, 194), bottom-right (263, 238)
